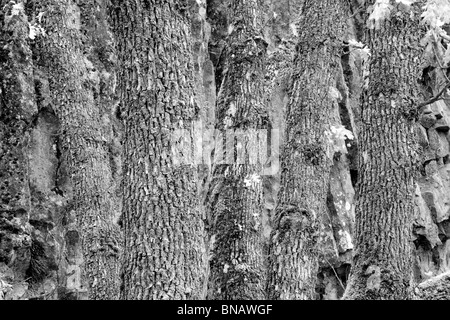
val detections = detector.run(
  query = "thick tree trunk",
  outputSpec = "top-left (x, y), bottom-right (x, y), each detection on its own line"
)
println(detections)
top-left (266, 0), bottom-right (349, 300)
top-left (111, 0), bottom-right (207, 299)
top-left (343, 0), bottom-right (425, 300)
top-left (206, 0), bottom-right (269, 300)
top-left (30, 0), bottom-right (122, 299)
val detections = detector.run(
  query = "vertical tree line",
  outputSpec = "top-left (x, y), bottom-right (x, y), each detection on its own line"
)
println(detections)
top-left (1, 0), bottom-right (450, 300)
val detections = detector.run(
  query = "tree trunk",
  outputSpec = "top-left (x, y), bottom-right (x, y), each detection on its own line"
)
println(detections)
top-left (206, 0), bottom-right (269, 300)
top-left (0, 0), bottom-right (122, 300)
top-left (111, 0), bottom-right (207, 300)
top-left (30, 0), bottom-right (122, 299)
top-left (266, 0), bottom-right (349, 300)
top-left (343, 0), bottom-right (425, 300)
top-left (0, 0), bottom-right (36, 298)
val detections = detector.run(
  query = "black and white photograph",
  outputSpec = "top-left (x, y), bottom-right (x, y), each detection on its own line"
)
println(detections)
top-left (1, 0), bottom-right (450, 308)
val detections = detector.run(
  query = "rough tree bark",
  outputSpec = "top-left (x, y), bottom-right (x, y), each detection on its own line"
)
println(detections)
top-left (30, 0), bottom-right (122, 299)
top-left (266, 0), bottom-right (349, 300)
top-left (111, 0), bottom-right (207, 299)
top-left (1, 0), bottom-right (122, 300)
top-left (343, 0), bottom-right (425, 300)
top-left (206, 0), bottom-right (269, 300)
top-left (0, 0), bottom-right (36, 297)
top-left (414, 271), bottom-right (450, 300)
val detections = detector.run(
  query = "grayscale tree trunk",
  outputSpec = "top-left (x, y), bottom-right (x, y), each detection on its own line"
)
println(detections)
top-left (266, 0), bottom-right (349, 300)
top-left (111, 0), bottom-right (207, 300)
top-left (206, 0), bottom-right (269, 300)
top-left (1, 0), bottom-right (122, 300)
top-left (343, 0), bottom-right (425, 300)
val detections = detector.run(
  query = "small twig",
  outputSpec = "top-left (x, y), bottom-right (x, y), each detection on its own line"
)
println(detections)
top-left (417, 37), bottom-right (450, 110)
top-left (417, 81), bottom-right (450, 109)
top-left (348, 2), bottom-right (364, 18)
top-left (325, 258), bottom-right (346, 291)
top-left (440, 31), bottom-right (450, 42)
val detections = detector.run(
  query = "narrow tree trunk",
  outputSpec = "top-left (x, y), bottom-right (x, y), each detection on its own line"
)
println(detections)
top-left (0, 0), bottom-right (36, 293)
top-left (343, 0), bottom-right (425, 300)
top-left (31, 0), bottom-right (122, 299)
top-left (111, 0), bottom-right (207, 299)
top-left (206, 0), bottom-right (269, 300)
top-left (266, 0), bottom-right (349, 300)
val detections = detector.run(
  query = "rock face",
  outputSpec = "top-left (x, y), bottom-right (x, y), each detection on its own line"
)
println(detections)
top-left (414, 100), bottom-right (450, 281)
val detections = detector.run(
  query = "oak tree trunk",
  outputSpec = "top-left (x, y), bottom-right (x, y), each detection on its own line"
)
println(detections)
top-left (1, 0), bottom-right (122, 300)
top-left (343, 0), bottom-right (425, 300)
top-left (266, 0), bottom-right (349, 300)
top-left (111, 0), bottom-right (207, 300)
top-left (31, 0), bottom-right (122, 299)
top-left (206, 0), bottom-right (269, 300)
